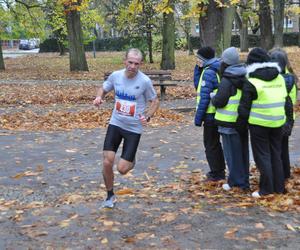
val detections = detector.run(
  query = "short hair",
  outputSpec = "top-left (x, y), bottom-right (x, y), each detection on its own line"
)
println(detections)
top-left (125, 48), bottom-right (143, 61)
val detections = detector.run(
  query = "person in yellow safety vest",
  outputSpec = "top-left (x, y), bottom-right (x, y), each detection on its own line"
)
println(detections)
top-left (194, 46), bottom-right (226, 181)
top-left (236, 47), bottom-right (290, 198)
top-left (211, 47), bottom-right (250, 191)
top-left (270, 48), bottom-right (298, 180)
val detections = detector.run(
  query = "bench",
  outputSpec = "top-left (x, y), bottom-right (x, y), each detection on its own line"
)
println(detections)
top-left (104, 70), bottom-right (176, 101)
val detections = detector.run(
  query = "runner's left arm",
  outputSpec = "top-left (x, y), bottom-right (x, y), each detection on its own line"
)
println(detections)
top-left (146, 97), bottom-right (160, 119)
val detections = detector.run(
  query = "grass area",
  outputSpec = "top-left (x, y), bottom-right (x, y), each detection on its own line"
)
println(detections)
top-left (1, 50), bottom-right (195, 81)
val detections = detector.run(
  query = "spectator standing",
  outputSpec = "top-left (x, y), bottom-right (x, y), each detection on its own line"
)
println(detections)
top-left (270, 48), bottom-right (298, 179)
top-left (211, 47), bottom-right (250, 191)
top-left (194, 47), bottom-right (226, 181)
top-left (237, 47), bottom-right (289, 198)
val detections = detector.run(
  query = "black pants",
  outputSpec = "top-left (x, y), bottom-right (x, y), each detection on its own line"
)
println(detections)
top-left (203, 121), bottom-right (225, 177)
top-left (281, 136), bottom-right (291, 179)
top-left (249, 125), bottom-right (285, 195)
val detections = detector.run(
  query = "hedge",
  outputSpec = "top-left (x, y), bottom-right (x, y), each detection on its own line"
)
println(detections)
top-left (39, 33), bottom-right (300, 53)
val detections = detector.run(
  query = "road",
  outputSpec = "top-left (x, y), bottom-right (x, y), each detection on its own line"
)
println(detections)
top-left (3, 48), bottom-right (39, 58)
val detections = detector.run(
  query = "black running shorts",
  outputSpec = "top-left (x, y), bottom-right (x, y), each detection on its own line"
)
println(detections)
top-left (103, 124), bottom-right (141, 162)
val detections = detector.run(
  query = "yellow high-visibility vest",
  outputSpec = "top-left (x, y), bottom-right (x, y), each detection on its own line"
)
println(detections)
top-left (248, 75), bottom-right (287, 128)
top-left (215, 89), bottom-right (241, 123)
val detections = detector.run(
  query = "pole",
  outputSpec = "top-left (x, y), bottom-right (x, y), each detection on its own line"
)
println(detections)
top-left (93, 40), bottom-right (96, 58)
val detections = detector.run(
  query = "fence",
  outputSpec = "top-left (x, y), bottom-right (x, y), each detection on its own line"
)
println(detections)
top-left (1, 40), bottom-right (20, 49)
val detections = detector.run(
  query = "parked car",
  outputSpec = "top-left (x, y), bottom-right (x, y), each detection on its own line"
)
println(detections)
top-left (30, 38), bottom-right (40, 48)
top-left (19, 39), bottom-right (35, 50)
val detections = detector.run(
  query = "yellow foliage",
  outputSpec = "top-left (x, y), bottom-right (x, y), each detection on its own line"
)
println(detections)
top-left (156, 0), bottom-right (174, 14)
top-left (58, 0), bottom-right (89, 13)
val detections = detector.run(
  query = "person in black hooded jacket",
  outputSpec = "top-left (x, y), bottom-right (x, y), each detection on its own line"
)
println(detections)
top-left (211, 47), bottom-right (250, 191)
top-left (270, 48), bottom-right (298, 179)
top-left (237, 47), bottom-right (291, 198)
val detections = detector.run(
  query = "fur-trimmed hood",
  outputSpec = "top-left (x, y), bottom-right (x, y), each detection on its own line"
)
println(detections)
top-left (246, 62), bottom-right (281, 81)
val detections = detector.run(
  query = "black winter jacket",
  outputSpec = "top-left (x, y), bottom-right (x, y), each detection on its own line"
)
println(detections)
top-left (212, 64), bottom-right (248, 128)
top-left (236, 62), bottom-right (293, 131)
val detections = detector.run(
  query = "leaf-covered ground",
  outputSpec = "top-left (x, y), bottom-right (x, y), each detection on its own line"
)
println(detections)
top-left (2, 47), bottom-right (300, 82)
top-left (1, 122), bottom-right (300, 249)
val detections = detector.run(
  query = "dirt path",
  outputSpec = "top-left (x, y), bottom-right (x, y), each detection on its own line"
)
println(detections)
top-left (0, 115), bottom-right (300, 249)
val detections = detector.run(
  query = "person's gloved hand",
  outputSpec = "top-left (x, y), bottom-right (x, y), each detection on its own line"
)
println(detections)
top-left (236, 118), bottom-right (248, 135)
top-left (194, 117), bottom-right (203, 127)
top-left (282, 121), bottom-right (293, 137)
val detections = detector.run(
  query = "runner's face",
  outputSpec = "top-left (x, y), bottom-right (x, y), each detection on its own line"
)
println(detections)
top-left (125, 53), bottom-right (142, 78)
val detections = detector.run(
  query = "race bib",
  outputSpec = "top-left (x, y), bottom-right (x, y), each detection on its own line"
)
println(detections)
top-left (115, 99), bottom-right (136, 117)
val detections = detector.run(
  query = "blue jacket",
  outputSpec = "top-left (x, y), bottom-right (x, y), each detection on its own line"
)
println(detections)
top-left (194, 58), bottom-right (221, 126)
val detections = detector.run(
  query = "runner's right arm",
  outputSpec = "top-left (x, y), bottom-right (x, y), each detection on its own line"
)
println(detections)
top-left (93, 87), bottom-right (108, 106)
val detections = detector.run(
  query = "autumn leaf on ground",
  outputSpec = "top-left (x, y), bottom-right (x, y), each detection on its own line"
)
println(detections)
top-left (286, 224), bottom-right (297, 232)
top-left (115, 188), bottom-right (134, 195)
top-left (123, 236), bottom-right (136, 243)
top-left (257, 231), bottom-right (273, 239)
top-left (224, 227), bottom-right (239, 239)
top-left (255, 223), bottom-right (265, 229)
top-left (12, 171), bottom-right (39, 179)
top-left (243, 236), bottom-right (258, 242)
top-left (160, 212), bottom-right (177, 222)
top-left (60, 194), bottom-right (84, 204)
top-left (174, 224), bottom-right (192, 231)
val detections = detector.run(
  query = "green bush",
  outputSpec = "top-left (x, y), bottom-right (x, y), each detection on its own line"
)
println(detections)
top-left (39, 38), bottom-right (60, 52)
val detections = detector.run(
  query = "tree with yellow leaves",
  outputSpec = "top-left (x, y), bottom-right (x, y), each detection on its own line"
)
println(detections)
top-left (59, 0), bottom-right (89, 71)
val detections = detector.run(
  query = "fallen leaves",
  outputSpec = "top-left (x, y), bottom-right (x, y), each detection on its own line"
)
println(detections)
top-left (0, 108), bottom-right (186, 131)
top-left (224, 227), bottom-right (239, 239)
top-left (115, 188), bottom-right (134, 195)
top-left (286, 224), bottom-right (297, 232)
top-left (160, 212), bottom-right (177, 223)
top-left (59, 194), bottom-right (85, 204)
top-left (183, 166), bottom-right (300, 213)
top-left (12, 170), bottom-right (39, 179)
top-left (59, 214), bottom-right (79, 228)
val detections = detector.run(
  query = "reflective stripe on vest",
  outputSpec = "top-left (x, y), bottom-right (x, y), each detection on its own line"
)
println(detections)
top-left (285, 67), bottom-right (297, 119)
top-left (290, 84), bottom-right (297, 119)
top-left (196, 68), bottom-right (220, 114)
top-left (215, 89), bottom-right (241, 123)
top-left (248, 75), bottom-right (287, 128)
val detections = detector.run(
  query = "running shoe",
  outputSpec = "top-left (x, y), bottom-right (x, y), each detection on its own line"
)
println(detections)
top-left (101, 195), bottom-right (116, 208)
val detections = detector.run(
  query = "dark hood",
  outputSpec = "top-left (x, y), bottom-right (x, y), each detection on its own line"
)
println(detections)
top-left (270, 50), bottom-right (288, 73)
top-left (203, 57), bottom-right (220, 72)
top-left (222, 64), bottom-right (247, 90)
top-left (246, 62), bottom-right (281, 81)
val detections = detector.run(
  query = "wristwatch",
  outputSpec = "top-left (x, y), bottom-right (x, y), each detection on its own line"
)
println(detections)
top-left (146, 116), bottom-right (151, 122)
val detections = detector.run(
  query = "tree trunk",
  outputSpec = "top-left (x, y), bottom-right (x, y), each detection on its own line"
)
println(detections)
top-left (199, 0), bottom-right (223, 56)
top-left (273, 0), bottom-right (284, 48)
top-left (222, 4), bottom-right (235, 49)
top-left (259, 0), bottom-right (273, 50)
top-left (0, 42), bottom-right (5, 70)
top-left (186, 32), bottom-right (193, 55)
top-left (146, 29), bottom-right (153, 63)
top-left (235, 8), bottom-right (249, 52)
top-left (66, 10), bottom-right (89, 71)
top-left (57, 40), bottom-right (66, 56)
top-left (161, 2), bottom-right (175, 70)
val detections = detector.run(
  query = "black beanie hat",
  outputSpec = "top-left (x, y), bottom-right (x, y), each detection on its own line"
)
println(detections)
top-left (246, 47), bottom-right (270, 65)
top-left (197, 46), bottom-right (215, 61)
top-left (270, 50), bottom-right (287, 73)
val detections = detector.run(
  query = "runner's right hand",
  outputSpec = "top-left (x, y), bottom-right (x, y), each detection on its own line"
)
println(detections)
top-left (93, 96), bottom-right (103, 107)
